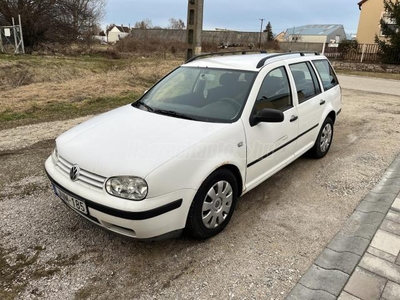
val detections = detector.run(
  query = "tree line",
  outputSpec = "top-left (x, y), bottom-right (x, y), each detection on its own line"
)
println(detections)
top-left (132, 18), bottom-right (186, 30)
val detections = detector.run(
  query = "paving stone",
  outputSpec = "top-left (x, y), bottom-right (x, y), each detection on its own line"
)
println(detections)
top-left (359, 253), bottom-right (400, 284)
top-left (371, 185), bottom-right (400, 195)
top-left (327, 234), bottom-right (370, 256)
top-left (348, 211), bottom-right (386, 226)
top-left (286, 283), bottom-right (336, 300)
top-left (356, 201), bottom-right (392, 214)
top-left (371, 229), bottom-right (400, 256)
top-left (342, 222), bottom-right (382, 240)
top-left (383, 171), bottom-right (400, 180)
top-left (392, 198), bottom-right (400, 212)
top-left (381, 219), bottom-right (400, 236)
top-left (367, 246), bottom-right (397, 263)
top-left (386, 159), bottom-right (400, 175)
top-left (338, 291), bottom-right (361, 300)
top-left (315, 248), bottom-right (360, 275)
top-left (344, 267), bottom-right (387, 300)
top-left (299, 264), bottom-right (349, 297)
top-left (386, 210), bottom-right (400, 224)
top-left (395, 254), bottom-right (400, 266)
top-left (376, 177), bottom-right (400, 188)
top-left (363, 193), bottom-right (397, 205)
top-left (382, 281), bottom-right (400, 300)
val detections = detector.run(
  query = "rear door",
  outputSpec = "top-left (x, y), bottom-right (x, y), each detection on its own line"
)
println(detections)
top-left (288, 61), bottom-right (324, 156)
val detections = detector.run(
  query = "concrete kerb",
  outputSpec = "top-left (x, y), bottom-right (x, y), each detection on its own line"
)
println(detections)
top-left (286, 154), bottom-right (400, 300)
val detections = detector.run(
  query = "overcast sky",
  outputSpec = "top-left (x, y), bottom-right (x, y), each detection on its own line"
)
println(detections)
top-left (104, 0), bottom-right (361, 35)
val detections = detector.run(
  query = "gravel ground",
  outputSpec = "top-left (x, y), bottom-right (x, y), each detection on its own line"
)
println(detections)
top-left (0, 75), bottom-right (399, 300)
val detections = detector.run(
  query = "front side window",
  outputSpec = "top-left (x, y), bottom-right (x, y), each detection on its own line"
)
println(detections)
top-left (136, 67), bottom-right (256, 123)
top-left (290, 62), bottom-right (321, 104)
top-left (255, 67), bottom-right (292, 113)
top-left (313, 60), bottom-right (339, 91)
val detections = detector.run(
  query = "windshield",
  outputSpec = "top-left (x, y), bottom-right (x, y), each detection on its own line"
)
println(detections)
top-left (135, 67), bottom-right (256, 123)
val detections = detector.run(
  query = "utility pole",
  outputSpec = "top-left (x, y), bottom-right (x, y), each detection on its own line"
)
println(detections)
top-left (186, 0), bottom-right (204, 61)
top-left (259, 18), bottom-right (265, 49)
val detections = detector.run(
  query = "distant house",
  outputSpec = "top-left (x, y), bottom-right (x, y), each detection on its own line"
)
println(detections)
top-left (274, 31), bottom-right (286, 42)
top-left (357, 0), bottom-right (390, 44)
top-left (108, 25), bottom-right (130, 43)
top-left (284, 24), bottom-right (346, 43)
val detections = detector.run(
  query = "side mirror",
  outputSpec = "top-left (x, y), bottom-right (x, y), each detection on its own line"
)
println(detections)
top-left (250, 108), bottom-right (284, 126)
top-left (143, 89), bottom-right (148, 95)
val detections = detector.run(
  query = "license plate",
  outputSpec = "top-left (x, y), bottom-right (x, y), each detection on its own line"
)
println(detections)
top-left (53, 185), bottom-right (88, 215)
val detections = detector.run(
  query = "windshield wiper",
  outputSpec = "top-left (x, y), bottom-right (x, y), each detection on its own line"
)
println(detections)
top-left (153, 109), bottom-right (197, 121)
top-left (135, 100), bottom-right (154, 112)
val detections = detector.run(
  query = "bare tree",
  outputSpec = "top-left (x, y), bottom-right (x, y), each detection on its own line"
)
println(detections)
top-left (134, 18), bottom-right (153, 29)
top-left (168, 18), bottom-right (185, 29)
top-left (0, 0), bottom-right (107, 51)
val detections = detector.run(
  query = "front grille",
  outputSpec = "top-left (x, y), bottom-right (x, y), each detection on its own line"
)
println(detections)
top-left (56, 156), bottom-right (106, 190)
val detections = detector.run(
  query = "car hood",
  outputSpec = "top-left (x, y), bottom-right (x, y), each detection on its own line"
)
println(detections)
top-left (57, 105), bottom-right (228, 178)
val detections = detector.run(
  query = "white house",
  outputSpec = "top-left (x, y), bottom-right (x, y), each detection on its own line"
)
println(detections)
top-left (284, 24), bottom-right (347, 43)
top-left (107, 25), bottom-right (130, 43)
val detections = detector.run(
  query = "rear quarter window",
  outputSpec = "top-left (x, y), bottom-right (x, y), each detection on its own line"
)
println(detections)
top-left (312, 60), bottom-right (339, 91)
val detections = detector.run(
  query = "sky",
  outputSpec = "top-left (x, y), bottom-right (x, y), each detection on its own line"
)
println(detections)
top-left (104, 0), bottom-right (361, 35)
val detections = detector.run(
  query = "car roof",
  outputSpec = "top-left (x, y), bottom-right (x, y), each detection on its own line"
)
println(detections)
top-left (183, 52), bottom-right (325, 72)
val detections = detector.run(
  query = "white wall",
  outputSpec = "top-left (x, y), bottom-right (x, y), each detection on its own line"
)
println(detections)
top-left (108, 27), bottom-right (130, 43)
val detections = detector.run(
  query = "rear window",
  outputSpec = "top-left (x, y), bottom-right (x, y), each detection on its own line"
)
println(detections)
top-left (312, 60), bottom-right (339, 91)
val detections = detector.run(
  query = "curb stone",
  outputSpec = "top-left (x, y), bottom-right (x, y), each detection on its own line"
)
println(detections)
top-left (286, 154), bottom-right (400, 299)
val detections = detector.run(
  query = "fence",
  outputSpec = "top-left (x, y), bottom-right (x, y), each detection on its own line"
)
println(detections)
top-left (324, 43), bottom-right (400, 64)
top-left (0, 15), bottom-right (25, 54)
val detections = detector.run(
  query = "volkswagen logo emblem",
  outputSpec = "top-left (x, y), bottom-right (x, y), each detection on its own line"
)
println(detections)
top-left (70, 164), bottom-right (80, 181)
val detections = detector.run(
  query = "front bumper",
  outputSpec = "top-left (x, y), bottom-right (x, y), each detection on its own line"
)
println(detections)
top-left (45, 157), bottom-right (196, 239)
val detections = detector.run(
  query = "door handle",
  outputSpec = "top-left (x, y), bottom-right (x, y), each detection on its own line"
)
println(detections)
top-left (320, 99), bottom-right (326, 105)
top-left (290, 115), bottom-right (298, 122)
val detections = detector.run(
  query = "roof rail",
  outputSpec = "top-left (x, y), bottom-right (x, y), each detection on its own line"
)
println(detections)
top-left (256, 51), bottom-right (320, 68)
top-left (186, 50), bottom-right (267, 63)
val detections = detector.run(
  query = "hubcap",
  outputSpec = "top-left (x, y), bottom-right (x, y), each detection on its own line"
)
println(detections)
top-left (320, 123), bottom-right (332, 153)
top-left (202, 181), bottom-right (233, 229)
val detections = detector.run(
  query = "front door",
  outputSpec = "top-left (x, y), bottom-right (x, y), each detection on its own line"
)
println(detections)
top-left (244, 65), bottom-right (299, 190)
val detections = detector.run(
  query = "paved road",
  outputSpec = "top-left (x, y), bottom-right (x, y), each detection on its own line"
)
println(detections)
top-left (338, 75), bottom-right (400, 96)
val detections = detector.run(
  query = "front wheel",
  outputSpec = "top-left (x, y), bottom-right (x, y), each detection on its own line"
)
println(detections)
top-left (309, 117), bottom-right (334, 158)
top-left (185, 169), bottom-right (238, 239)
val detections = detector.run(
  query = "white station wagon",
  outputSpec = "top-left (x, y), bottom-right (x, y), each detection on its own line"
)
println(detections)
top-left (45, 51), bottom-right (342, 240)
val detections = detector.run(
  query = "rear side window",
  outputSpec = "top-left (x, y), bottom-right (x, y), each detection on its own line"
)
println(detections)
top-left (289, 62), bottom-right (321, 104)
top-left (313, 60), bottom-right (339, 91)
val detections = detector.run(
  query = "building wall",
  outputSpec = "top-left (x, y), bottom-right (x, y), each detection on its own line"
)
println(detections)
top-left (129, 28), bottom-right (267, 45)
top-left (326, 27), bottom-right (347, 43)
top-left (357, 0), bottom-right (385, 44)
top-left (108, 27), bottom-right (129, 43)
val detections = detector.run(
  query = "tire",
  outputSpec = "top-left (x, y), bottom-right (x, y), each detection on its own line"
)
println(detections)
top-left (185, 169), bottom-right (238, 239)
top-left (308, 117), bottom-right (334, 159)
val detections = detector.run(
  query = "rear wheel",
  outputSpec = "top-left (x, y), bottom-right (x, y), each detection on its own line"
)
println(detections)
top-left (309, 117), bottom-right (334, 158)
top-left (186, 169), bottom-right (238, 239)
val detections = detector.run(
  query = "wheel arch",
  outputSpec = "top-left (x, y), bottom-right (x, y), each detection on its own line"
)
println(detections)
top-left (217, 164), bottom-right (244, 197)
top-left (327, 110), bottom-right (336, 124)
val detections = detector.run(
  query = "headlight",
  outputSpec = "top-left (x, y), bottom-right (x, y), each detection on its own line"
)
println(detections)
top-left (51, 147), bottom-right (59, 164)
top-left (105, 176), bottom-right (148, 201)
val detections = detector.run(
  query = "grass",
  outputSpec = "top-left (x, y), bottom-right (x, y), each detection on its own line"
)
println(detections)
top-left (0, 54), bottom-right (182, 129)
top-left (0, 92), bottom-right (140, 130)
